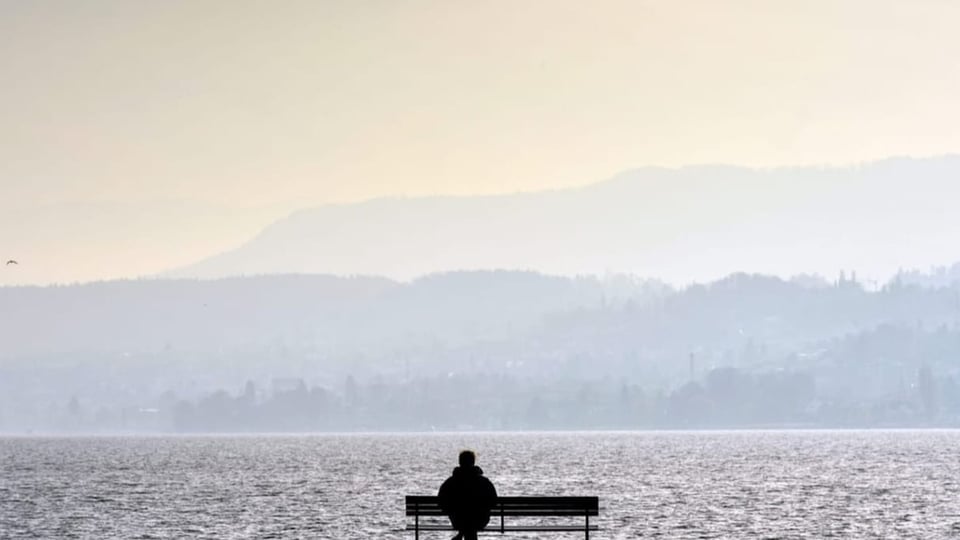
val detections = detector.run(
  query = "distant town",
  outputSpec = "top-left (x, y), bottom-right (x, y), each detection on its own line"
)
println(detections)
top-left (3, 267), bottom-right (960, 433)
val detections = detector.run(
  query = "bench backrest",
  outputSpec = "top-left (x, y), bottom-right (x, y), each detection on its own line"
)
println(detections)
top-left (405, 496), bottom-right (599, 517)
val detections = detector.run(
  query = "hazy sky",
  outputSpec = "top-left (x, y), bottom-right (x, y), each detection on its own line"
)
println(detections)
top-left (2, 1), bottom-right (960, 283)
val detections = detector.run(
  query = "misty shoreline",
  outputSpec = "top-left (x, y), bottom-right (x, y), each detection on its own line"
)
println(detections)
top-left (5, 426), bottom-right (960, 438)
top-left (4, 269), bottom-right (960, 434)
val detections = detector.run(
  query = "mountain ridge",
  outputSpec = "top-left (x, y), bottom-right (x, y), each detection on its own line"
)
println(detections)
top-left (166, 156), bottom-right (960, 284)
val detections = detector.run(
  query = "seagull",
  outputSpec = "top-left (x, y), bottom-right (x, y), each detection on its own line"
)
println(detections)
top-left (5, 260), bottom-right (16, 265)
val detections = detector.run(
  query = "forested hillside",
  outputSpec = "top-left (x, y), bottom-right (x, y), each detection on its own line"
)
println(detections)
top-left (3, 270), bottom-right (959, 431)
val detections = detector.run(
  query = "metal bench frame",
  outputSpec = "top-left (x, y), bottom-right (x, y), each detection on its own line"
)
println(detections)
top-left (405, 495), bottom-right (599, 539)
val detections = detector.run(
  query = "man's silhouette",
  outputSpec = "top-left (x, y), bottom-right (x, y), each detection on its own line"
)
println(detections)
top-left (438, 450), bottom-right (497, 540)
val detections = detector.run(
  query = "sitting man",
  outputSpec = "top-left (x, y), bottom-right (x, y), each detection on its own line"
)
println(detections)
top-left (437, 450), bottom-right (498, 540)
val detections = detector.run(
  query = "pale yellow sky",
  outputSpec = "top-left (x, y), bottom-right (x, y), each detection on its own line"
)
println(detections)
top-left (1, 1), bottom-right (960, 283)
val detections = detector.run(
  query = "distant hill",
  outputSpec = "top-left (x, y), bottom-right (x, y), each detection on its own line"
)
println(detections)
top-left (0, 271), bottom-right (664, 357)
top-left (167, 156), bottom-right (960, 283)
top-left (3, 270), bottom-right (958, 405)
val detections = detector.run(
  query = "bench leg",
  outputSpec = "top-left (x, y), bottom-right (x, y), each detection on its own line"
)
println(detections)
top-left (415, 513), bottom-right (419, 540)
top-left (585, 513), bottom-right (589, 540)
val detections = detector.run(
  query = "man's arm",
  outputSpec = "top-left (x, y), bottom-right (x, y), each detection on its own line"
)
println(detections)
top-left (484, 477), bottom-right (497, 508)
top-left (438, 477), bottom-right (453, 513)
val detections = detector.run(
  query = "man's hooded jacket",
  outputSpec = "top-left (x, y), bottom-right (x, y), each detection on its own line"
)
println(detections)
top-left (438, 465), bottom-right (498, 530)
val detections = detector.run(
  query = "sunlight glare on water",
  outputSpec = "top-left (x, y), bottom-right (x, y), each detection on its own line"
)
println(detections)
top-left (2, 431), bottom-right (960, 539)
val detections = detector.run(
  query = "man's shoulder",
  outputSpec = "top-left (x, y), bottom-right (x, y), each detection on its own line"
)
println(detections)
top-left (481, 475), bottom-right (497, 493)
top-left (439, 475), bottom-right (456, 489)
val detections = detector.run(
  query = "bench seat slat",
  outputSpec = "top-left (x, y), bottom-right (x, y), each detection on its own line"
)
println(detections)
top-left (406, 503), bottom-right (600, 508)
top-left (407, 510), bottom-right (598, 516)
top-left (406, 496), bottom-right (598, 513)
top-left (408, 496), bottom-right (596, 504)
top-left (407, 525), bottom-right (600, 532)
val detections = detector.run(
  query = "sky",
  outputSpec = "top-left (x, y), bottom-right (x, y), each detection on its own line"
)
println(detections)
top-left (2, 1), bottom-right (960, 284)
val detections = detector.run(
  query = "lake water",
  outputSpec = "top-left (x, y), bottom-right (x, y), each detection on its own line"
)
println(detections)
top-left (2, 431), bottom-right (960, 539)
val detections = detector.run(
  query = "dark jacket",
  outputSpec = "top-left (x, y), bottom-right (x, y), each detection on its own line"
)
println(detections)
top-left (437, 466), bottom-right (498, 531)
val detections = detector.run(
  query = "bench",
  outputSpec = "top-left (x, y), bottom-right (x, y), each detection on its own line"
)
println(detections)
top-left (405, 495), bottom-right (599, 539)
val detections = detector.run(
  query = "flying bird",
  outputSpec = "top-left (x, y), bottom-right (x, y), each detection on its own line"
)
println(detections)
top-left (5, 260), bottom-right (16, 265)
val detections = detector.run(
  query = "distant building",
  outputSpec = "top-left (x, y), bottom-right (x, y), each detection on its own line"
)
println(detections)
top-left (271, 377), bottom-right (305, 395)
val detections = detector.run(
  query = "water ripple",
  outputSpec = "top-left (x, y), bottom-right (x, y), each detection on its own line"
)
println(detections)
top-left (2, 431), bottom-right (959, 538)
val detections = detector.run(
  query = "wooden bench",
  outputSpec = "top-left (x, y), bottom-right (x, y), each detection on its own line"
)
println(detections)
top-left (405, 495), bottom-right (599, 539)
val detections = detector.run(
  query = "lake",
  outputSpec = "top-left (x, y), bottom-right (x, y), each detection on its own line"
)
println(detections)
top-left (2, 430), bottom-right (959, 538)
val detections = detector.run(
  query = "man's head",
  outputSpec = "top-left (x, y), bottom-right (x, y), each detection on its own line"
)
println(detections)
top-left (458, 449), bottom-right (476, 467)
